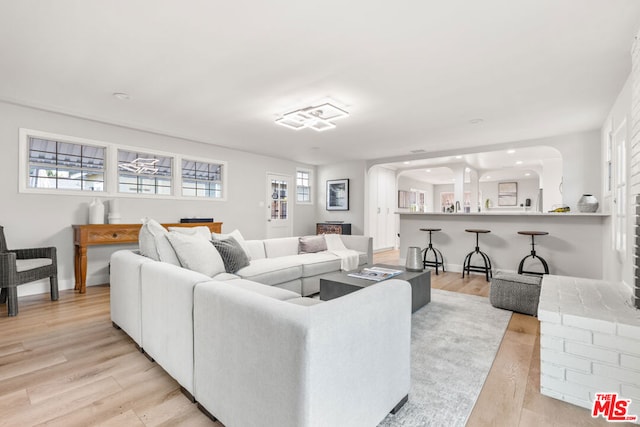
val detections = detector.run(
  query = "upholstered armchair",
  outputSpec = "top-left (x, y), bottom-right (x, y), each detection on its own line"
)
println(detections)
top-left (0, 226), bottom-right (58, 316)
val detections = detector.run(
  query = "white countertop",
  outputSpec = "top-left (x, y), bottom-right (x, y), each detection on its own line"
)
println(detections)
top-left (397, 211), bottom-right (609, 217)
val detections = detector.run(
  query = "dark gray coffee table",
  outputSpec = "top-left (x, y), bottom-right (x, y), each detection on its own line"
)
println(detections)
top-left (319, 264), bottom-right (431, 313)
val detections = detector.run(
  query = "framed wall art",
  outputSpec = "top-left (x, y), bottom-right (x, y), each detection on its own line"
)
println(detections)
top-left (326, 179), bottom-right (349, 211)
top-left (498, 182), bottom-right (518, 206)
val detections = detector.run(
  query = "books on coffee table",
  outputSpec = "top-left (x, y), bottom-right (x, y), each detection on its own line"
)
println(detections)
top-left (347, 266), bottom-right (403, 282)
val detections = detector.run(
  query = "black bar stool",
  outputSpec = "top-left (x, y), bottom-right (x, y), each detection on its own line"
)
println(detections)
top-left (462, 229), bottom-right (492, 281)
top-left (517, 231), bottom-right (549, 275)
top-left (419, 228), bottom-right (445, 275)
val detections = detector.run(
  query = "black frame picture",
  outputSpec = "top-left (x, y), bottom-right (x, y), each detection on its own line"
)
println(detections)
top-left (326, 179), bottom-right (349, 211)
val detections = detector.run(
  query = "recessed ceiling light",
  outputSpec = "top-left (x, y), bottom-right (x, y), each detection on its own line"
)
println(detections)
top-left (486, 175), bottom-right (491, 179)
top-left (403, 161), bottom-right (410, 165)
top-left (455, 155), bottom-right (462, 159)
top-left (525, 173), bottom-right (531, 176)
top-left (515, 160), bottom-right (523, 165)
top-left (113, 92), bottom-right (130, 100)
top-left (507, 149), bottom-right (516, 154)
top-left (426, 169), bottom-right (431, 172)
top-left (469, 118), bottom-right (483, 124)
top-left (465, 167), bottom-right (471, 172)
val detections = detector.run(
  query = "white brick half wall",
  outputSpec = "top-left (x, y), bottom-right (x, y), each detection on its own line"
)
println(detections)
top-left (538, 275), bottom-right (640, 421)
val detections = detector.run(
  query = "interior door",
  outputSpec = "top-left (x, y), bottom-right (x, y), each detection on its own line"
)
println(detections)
top-left (266, 173), bottom-right (292, 238)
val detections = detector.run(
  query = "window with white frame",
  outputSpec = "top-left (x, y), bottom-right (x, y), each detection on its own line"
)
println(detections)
top-left (27, 134), bottom-right (105, 192)
top-left (612, 120), bottom-right (627, 256)
top-left (21, 129), bottom-right (228, 201)
top-left (182, 159), bottom-right (224, 198)
top-left (117, 150), bottom-right (173, 195)
top-left (296, 169), bottom-right (312, 203)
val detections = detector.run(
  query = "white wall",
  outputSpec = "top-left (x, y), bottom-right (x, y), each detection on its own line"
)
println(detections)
top-left (0, 101), bottom-right (317, 296)
top-left (397, 176), bottom-right (434, 211)
top-left (548, 131), bottom-right (602, 211)
top-left (316, 160), bottom-right (367, 235)
top-left (480, 178), bottom-right (540, 211)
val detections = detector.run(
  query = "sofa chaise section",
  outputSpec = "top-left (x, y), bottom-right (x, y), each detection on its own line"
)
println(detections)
top-left (193, 279), bottom-right (411, 427)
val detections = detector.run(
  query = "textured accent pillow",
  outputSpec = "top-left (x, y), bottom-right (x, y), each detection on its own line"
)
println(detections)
top-left (211, 229), bottom-right (251, 260)
top-left (298, 235), bottom-right (327, 254)
top-left (211, 236), bottom-right (251, 273)
top-left (168, 226), bottom-right (211, 241)
top-left (166, 231), bottom-right (225, 277)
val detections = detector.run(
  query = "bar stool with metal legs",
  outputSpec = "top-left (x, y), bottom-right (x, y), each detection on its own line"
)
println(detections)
top-left (517, 231), bottom-right (549, 275)
top-left (462, 229), bottom-right (492, 281)
top-left (419, 228), bottom-right (445, 274)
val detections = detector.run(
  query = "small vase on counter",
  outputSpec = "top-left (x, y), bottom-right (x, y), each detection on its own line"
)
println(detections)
top-left (577, 194), bottom-right (599, 213)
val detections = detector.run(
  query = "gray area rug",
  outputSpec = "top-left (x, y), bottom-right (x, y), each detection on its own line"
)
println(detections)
top-left (379, 289), bottom-right (512, 427)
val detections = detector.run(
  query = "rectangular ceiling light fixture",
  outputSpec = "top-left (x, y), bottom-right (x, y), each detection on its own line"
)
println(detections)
top-left (275, 100), bottom-right (349, 132)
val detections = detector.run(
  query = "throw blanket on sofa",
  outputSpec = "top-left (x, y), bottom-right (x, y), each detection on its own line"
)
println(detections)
top-left (324, 234), bottom-right (359, 271)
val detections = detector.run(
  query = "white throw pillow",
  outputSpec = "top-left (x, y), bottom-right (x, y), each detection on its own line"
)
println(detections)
top-left (139, 218), bottom-right (166, 260)
top-left (211, 229), bottom-right (251, 260)
top-left (168, 226), bottom-right (211, 241)
top-left (155, 234), bottom-right (181, 266)
top-left (138, 218), bottom-right (181, 265)
top-left (166, 231), bottom-right (225, 277)
top-left (324, 233), bottom-right (347, 251)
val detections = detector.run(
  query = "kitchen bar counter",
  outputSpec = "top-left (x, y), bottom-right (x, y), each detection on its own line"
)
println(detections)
top-left (398, 212), bottom-right (606, 279)
top-left (398, 211), bottom-right (609, 217)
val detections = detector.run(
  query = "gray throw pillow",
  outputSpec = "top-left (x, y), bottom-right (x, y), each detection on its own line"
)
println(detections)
top-left (299, 235), bottom-right (327, 254)
top-left (211, 236), bottom-right (251, 273)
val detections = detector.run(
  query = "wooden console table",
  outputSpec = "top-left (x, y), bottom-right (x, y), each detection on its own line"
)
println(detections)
top-left (72, 222), bottom-right (222, 293)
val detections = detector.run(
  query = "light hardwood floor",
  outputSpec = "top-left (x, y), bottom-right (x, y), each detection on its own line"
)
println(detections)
top-left (0, 250), bottom-right (627, 426)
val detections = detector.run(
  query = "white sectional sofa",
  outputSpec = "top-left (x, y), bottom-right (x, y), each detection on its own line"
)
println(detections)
top-left (110, 231), bottom-right (410, 425)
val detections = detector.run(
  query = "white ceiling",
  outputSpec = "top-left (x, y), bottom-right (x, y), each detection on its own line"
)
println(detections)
top-left (397, 146), bottom-right (560, 184)
top-left (1, 1), bottom-right (639, 165)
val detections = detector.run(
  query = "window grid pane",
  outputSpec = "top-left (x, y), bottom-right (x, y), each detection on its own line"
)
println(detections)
top-left (28, 137), bottom-right (105, 192)
top-left (118, 150), bottom-right (173, 195)
top-left (296, 171), bottom-right (311, 202)
top-left (181, 159), bottom-right (224, 198)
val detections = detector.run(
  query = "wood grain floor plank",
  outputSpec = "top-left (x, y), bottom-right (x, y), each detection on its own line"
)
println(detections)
top-left (0, 389), bottom-right (30, 413)
top-left (466, 326), bottom-right (534, 427)
top-left (96, 409), bottom-right (145, 427)
top-left (0, 342), bottom-right (25, 358)
top-left (27, 351), bottom-right (148, 404)
top-left (43, 368), bottom-right (179, 427)
top-left (136, 388), bottom-right (202, 426)
top-left (0, 352), bottom-right (68, 382)
top-left (1, 377), bottom-right (122, 427)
